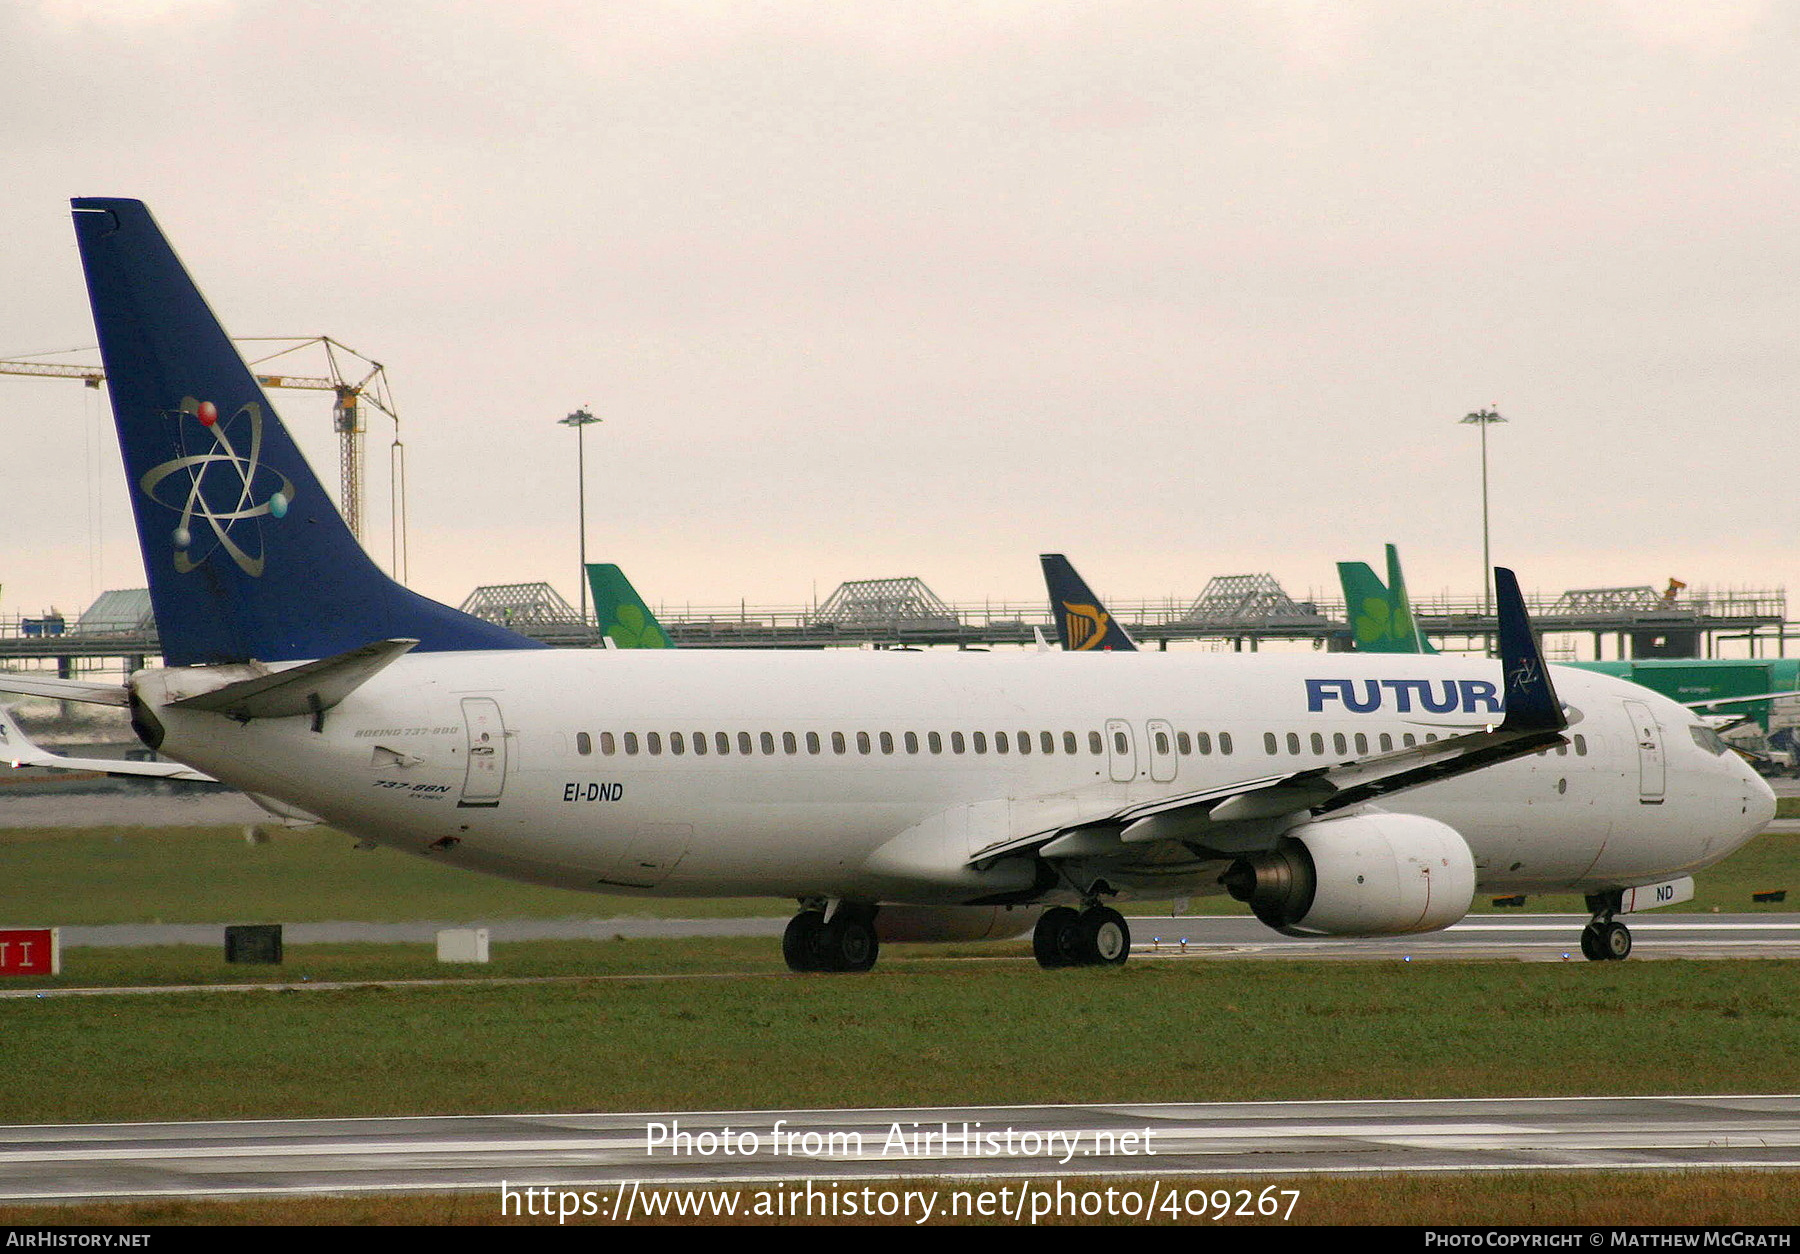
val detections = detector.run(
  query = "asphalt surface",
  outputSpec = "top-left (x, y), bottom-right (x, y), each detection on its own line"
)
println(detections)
top-left (5, 1095), bottom-right (1799, 1204)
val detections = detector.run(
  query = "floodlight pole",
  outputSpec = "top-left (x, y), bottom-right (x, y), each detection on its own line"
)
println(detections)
top-left (559, 407), bottom-right (601, 626)
top-left (1460, 407), bottom-right (1507, 622)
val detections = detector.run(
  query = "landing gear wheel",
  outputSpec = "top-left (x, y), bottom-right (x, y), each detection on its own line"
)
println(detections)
top-left (1579, 923), bottom-right (1605, 962)
top-left (783, 911), bottom-right (826, 972)
top-left (1077, 907), bottom-right (1131, 966)
top-left (1033, 907), bottom-right (1082, 969)
top-left (1600, 919), bottom-right (1632, 961)
top-left (817, 912), bottom-right (879, 972)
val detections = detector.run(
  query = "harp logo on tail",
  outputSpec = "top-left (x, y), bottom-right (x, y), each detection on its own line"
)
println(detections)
top-left (1061, 601), bottom-right (1113, 651)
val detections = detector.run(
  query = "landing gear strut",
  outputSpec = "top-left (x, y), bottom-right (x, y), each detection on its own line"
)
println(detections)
top-left (1033, 904), bottom-right (1131, 969)
top-left (783, 902), bottom-right (879, 973)
top-left (1579, 892), bottom-right (1632, 962)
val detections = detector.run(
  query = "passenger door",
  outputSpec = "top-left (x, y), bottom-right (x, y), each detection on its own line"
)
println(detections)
top-left (1623, 699), bottom-right (1666, 804)
top-left (458, 697), bottom-right (508, 807)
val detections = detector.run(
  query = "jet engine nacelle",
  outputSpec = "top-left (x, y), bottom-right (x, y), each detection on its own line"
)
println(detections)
top-left (875, 905), bottom-right (1041, 944)
top-left (1220, 813), bottom-right (1475, 937)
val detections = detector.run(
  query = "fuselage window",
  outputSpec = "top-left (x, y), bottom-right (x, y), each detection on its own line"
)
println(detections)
top-left (1379, 733), bottom-right (1393, 752)
top-left (576, 732), bottom-right (592, 756)
top-left (952, 731), bottom-right (966, 754)
top-left (1113, 731), bottom-right (1128, 755)
top-left (1333, 732), bottom-right (1347, 756)
top-left (832, 731), bottom-right (847, 755)
top-left (1154, 731), bottom-right (1170, 755)
top-left (647, 732), bottom-right (662, 755)
top-left (857, 731), bottom-right (872, 754)
top-left (1063, 731), bottom-right (1078, 754)
top-left (995, 731), bottom-right (1009, 754)
top-left (806, 731), bottom-right (821, 754)
top-left (1555, 743), bottom-right (1567, 756)
top-left (715, 732), bottom-right (730, 755)
top-left (1286, 733), bottom-right (1301, 755)
top-left (880, 731), bottom-right (895, 754)
top-left (1354, 733), bottom-right (1368, 755)
top-left (759, 731), bottom-right (775, 755)
top-left (929, 731), bottom-right (943, 754)
top-left (973, 731), bottom-right (987, 754)
top-left (782, 731), bottom-right (798, 754)
top-left (1088, 731), bottom-right (1104, 755)
top-left (1310, 732), bottom-right (1324, 755)
top-left (1195, 731), bottom-right (1211, 755)
top-left (670, 732), bottom-right (685, 756)
top-left (1426, 733), bottom-right (1439, 743)
top-left (1220, 732), bottom-right (1233, 755)
top-left (1574, 734), bottom-right (1587, 755)
top-left (1403, 733), bottom-right (1417, 748)
top-left (600, 731), bottom-right (616, 755)
top-left (1017, 731), bottom-right (1031, 755)
top-left (1176, 731), bottom-right (1191, 755)
top-left (624, 732), bottom-right (640, 755)
top-left (737, 731), bottom-right (752, 755)
top-left (905, 731), bottom-right (920, 754)
top-left (1264, 732), bottom-right (1278, 755)
top-left (693, 732), bottom-right (707, 756)
top-left (1040, 731), bottom-right (1055, 754)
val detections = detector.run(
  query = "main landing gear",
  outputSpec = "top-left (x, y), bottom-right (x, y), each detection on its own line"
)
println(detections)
top-left (1579, 891), bottom-right (1632, 962)
top-left (1033, 904), bottom-right (1131, 969)
top-left (783, 902), bottom-right (879, 973)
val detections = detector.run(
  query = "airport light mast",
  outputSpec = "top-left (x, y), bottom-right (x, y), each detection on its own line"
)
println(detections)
top-left (560, 406), bottom-right (601, 626)
top-left (1460, 407), bottom-right (1507, 622)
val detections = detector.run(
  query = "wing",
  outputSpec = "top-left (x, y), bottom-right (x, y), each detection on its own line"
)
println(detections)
top-left (970, 566), bottom-right (1566, 874)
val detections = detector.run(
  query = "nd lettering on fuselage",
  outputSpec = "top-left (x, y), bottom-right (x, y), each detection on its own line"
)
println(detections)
top-left (1306, 678), bottom-right (1500, 716)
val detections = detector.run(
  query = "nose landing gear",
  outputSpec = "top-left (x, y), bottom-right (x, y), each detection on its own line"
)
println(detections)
top-left (1579, 891), bottom-right (1632, 961)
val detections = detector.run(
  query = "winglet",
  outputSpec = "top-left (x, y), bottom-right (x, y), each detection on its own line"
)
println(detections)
top-left (1494, 567), bottom-right (1565, 732)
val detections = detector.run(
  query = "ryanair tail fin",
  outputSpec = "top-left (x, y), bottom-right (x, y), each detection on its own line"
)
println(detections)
top-left (1336, 544), bottom-right (1435, 654)
top-left (71, 199), bottom-right (544, 666)
top-left (1039, 554), bottom-right (1137, 652)
top-left (586, 564), bottom-right (675, 649)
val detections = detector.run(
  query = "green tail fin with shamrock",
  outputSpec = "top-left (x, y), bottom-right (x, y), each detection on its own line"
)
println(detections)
top-left (586, 564), bottom-right (676, 649)
top-left (1336, 544), bottom-right (1435, 654)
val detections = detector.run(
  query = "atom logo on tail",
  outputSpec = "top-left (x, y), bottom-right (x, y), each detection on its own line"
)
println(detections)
top-left (139, 398), bottom-right (296, 577)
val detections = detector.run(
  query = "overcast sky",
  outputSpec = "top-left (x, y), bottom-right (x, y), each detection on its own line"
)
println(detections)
top-left (1, 0), bottom-right (1793, 626)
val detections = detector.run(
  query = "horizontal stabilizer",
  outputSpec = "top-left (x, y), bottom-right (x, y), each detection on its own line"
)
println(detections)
top-left (0, 705), bottom-right (214, 781)
top-left (169, 638), bottom-right (418, 721)
top-left (0, 674), bottom-right (130, 707)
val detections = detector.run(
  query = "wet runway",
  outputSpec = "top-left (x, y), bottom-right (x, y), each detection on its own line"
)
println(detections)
top-left (4, 1095), bottom-right (1798, 1203)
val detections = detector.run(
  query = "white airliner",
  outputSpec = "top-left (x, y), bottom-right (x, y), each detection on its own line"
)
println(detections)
top-left (0, 200), bottom-right (1774, 973)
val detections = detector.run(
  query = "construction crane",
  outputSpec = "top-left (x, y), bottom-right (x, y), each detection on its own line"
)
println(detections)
top-left (0, 336), bottom-right (408, 581)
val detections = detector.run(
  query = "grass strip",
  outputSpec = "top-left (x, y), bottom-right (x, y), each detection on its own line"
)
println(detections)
top-left (4, 955), bottom-right (1796, 1125)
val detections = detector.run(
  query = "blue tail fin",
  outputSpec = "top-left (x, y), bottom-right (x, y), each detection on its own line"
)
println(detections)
top-left (1039, 554), bottom-right (1137, 652)
top-left (72, 198), bottom-right (544, 666)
